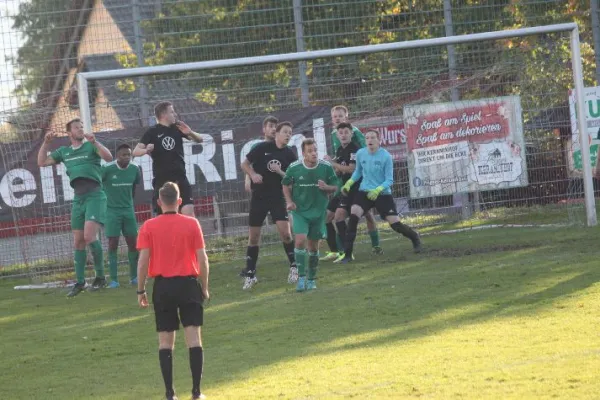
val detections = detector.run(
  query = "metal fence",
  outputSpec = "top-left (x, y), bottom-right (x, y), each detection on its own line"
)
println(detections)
top-left (0, 1), bottom-right (598, 281)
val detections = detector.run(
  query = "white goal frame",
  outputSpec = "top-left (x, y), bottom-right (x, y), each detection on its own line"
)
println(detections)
top-left (76, 22), bottom-right (597, 227)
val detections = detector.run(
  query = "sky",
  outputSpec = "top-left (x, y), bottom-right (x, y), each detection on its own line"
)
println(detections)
top-left (0, 0), bottom-right (23, 114)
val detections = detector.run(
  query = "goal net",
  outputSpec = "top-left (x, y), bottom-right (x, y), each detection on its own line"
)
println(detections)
top-left (2, 24), bottom-right (595, 286)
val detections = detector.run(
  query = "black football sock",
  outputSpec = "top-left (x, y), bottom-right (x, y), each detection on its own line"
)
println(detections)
top-left (335, 220), bottom-right (347, 252)
top-left (325, 222), bottom-right (338, 253)
top-left (246, 246), bottom-right (259, 276)
top-left (390, 221), bottom-right (419, 241)
top-left (344, 214), bottom-right (360, 257)
top-left (283, 240), bottom-right (295, 266)
top-left (159, 349), bottom-right (174, 397)
top-left (189, 346), bottom-right (203, 397)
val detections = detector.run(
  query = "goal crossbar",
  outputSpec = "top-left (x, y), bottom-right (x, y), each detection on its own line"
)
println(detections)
top-left (76, 22), bottom-right (597, 227)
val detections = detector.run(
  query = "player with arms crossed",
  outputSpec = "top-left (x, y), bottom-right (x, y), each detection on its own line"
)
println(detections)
top-left (321, 106), bottom-right (381, 261)
top-left (340, 130), bottom-right (421, 263)
top-left (37, 118), bottom-right (113, 297)
top-left (282, 138), bottom-right (338, 292)
top-left (133, 101), bottom-right (203, 217)
top-left (244, 116), bottom-right (278, 193)
top-left (240, 122), bottom-right (298, 290)
top-left (101, 144), bottom-right (142, 288)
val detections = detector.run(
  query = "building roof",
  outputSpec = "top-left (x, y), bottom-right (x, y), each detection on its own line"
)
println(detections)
top-left (102, 0), bottom-right (160, 50)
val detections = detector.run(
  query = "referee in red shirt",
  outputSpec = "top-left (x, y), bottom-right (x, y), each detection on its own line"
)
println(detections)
top-left (137, 182), bottom-right (210, 400)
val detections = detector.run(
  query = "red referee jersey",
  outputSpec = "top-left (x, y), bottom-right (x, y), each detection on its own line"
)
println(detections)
top-left (137, 213), bottom-right (205, 278)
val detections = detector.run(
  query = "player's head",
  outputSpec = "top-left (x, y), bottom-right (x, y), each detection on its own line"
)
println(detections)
top-left (157, 181), bottom-right (182, 212)
top-left (301, 138), bottom-right (318, 165)
top-left (336, 122), bottom-right (353, 146)
top-left (116, 144), bottom-right (132, 166)
top-left (66, 118), bottom-right (84, 142)
top-left (154, 101), bottom-right (177, 125)
top-left (275, 121), bottom-right (293, 147)
top-left (331, 105), bottom-right (349, 125)
top-left (262, 116), bottom-right (278, 141)
top-left (364, 129), bottom-right (380, 151)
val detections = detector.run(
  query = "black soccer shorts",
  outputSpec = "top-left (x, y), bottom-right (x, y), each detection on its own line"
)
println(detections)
top-left (353, 191), bottom-right (397, 218)
top-left (152, 276), bottom-right (204, 332)
top-left (248, 192), bottom-right (288, 227)
top-left (152, 174), bottom-right (194, 215)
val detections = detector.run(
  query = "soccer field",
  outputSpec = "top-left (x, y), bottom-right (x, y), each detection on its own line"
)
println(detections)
top-left (1, 226), bottom-right (599, 399)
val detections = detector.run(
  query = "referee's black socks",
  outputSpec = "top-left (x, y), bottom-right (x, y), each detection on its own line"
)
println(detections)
top-left (159, 349), bottom-right (174, 397)
top-left (189, 346), bottom-right (204, 397)
top-left (283, 240), bottom-right (295, 266)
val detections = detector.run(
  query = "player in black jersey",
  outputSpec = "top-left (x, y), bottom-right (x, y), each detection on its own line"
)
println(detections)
top-left (240, 122), bottom-right (298, 290)
top-left (244, 116), bottom-right (278, 193)
top-left (132, 101), bottom-right (204, 217)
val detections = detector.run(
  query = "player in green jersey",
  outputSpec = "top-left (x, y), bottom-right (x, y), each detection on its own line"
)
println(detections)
top-left (37, 118), bottom-right (113, 297)
top-left (102, 144), bottom-right (142, 288)
top-left (321, 106), bottom-right (381, 262)
top-left (282, 138), bottom-right (339, 292)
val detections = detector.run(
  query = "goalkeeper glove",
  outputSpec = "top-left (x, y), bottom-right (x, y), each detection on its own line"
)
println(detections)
top-left (367, 186), bottom-right (385, 201)
top-left (341, 179), bottom-right (355, 195)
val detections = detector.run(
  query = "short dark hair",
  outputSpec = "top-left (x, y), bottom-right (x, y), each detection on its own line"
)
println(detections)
top-left (263, 116), bottom-right (278, 127)
top-left (364, 129), bottom-right (380, 138)
top-left (159, 182), bottom-right (180, 206)
top-left (336, 122), bottom-right (353, 131)
top-left (116, 143), bottom-right (131, 153)
top-left (154, 101), bottom-right (173, 119)
top-left (276, 121), bottom-right (293, 132)
top-left (66, 118), bottom-right (81, 132)
top-left (301, 138), bottom-right (316, 152)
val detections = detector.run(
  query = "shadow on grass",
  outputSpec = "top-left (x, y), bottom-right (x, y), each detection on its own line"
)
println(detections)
top-left (1, 226), bottom-right (599, 399)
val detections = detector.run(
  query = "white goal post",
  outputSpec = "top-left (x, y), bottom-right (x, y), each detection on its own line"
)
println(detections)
top-left (76, 22), bottom-right (596, 227)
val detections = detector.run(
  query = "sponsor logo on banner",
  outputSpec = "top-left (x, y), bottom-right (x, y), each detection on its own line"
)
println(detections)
top-left (403, 96), bottom-right (527, 198)
top-left (357, 123), bottom-right (407, 161)
top-left (0, 106), bottom-right (330, 223)
top-left (568, 86), bottom-right (600, 177)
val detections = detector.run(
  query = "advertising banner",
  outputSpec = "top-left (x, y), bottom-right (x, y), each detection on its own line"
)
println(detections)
top-left (403, 96), bottom-right (527, 198)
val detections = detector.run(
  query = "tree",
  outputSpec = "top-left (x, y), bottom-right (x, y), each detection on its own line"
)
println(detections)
top-left (9, 0), bottom-right (74, 105)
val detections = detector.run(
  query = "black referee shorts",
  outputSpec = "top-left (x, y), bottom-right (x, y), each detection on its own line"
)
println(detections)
top-left (152, 174), bottom-right (194, 215)
top-left (152, 276), bottom-right (204, 332)
top-left (353, 191), bottom-right (398, 219)
top-left (248, 192), bottom-right (288, 227)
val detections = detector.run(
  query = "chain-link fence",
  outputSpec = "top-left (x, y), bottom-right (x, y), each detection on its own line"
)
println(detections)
top-left (0, 1), bottom-right (598, 282)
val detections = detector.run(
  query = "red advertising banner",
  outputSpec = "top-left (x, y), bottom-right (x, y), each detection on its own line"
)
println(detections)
top-left (406, 103), bottom-right (511, 151)
top-left (357, 123), bottom-right (408, 162)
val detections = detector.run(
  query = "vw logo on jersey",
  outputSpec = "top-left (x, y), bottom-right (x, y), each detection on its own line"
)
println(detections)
top-left (162, 136), bottom-right (176, 151)
top-left (267, 159), bottom-right (282, 173)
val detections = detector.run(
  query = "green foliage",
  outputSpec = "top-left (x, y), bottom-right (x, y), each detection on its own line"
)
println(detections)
top-left (10, 0), bottom-right (73, 105)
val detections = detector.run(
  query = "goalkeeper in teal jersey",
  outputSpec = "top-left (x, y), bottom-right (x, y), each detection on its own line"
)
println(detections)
top-left (282, 138), bottom-right (339, 292)
top-left (101, 144), bottom-right (142, 288)
top-left (339, 130), bottom-right (422, 264)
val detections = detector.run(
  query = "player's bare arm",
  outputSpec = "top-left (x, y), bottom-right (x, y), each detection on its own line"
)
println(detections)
top-left (317, 179), bottom-right (338, 193)
top-left (176, 121), bottom-right (203, 143)
top-left (37, 131), bottom-right (58, 167)
top-left (282, 184), bottom-right (296, 211)
top-left (196, 248), bottom-right (210, 300)
top-left (244, 174), bottom-right (252, 192)
top-left (84, 133), bottom-right (113, 162)
top-left (137, 248), bottom-right (150, 308)
top-left (132, 142), bottom-right (155, 157)
top-left (241, 159), bottom-right (263, 184)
